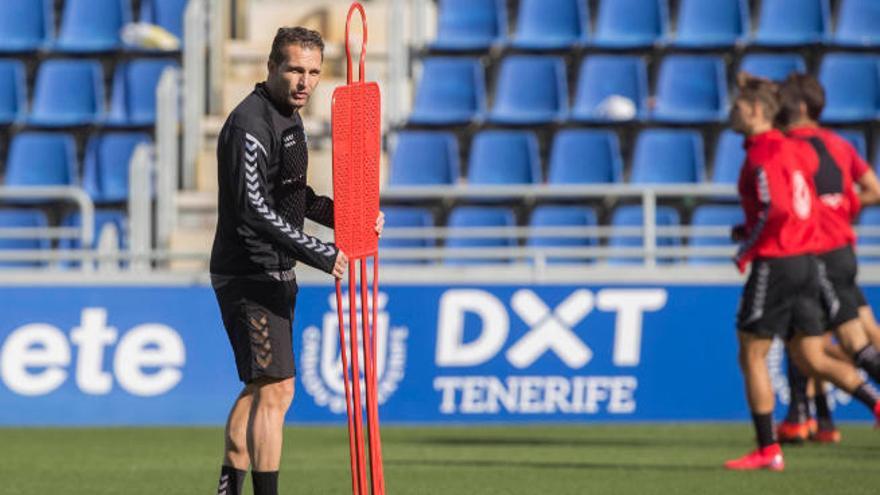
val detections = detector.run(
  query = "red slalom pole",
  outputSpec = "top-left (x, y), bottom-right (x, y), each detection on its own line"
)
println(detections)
top-left (370, 254), bottom-right (385, 493)
top-left (335, 280), bottom-right (361, 495)
top-left (359, 259), bottom-right (380, 493)
top-left (348, 268), bottom-right (367, 494)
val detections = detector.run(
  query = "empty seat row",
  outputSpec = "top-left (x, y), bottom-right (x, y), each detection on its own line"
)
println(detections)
top-left (0, 0), bottom-right (187, 53)
top-left (2, 132), bottom-right (151, 203)
top-left (432, 0), bottom-right (880, 51)
top-left (409, 53), bottom-right (880, 126)
top-left (0, 58), bottom-right (178, 127)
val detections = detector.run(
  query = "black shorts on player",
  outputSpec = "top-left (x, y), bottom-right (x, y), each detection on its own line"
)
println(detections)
top-left (213, 275), bottom-right (299, 383)
top-left (817, 245), bottom-right (861, 328)
top-left (737, 254), bottom-right (826, 339)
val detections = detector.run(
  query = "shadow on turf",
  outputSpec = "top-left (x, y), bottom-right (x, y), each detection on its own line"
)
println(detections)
top-left (385, 457), bottom-right (718, 472)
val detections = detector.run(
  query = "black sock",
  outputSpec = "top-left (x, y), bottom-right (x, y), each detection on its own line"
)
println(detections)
top-left (217, 465), bottom-right (247, 495)
top-left (854, 345), bottom-right (880, 383)
top-left (785, 357), bottom-right (810, 423)
top-left (813, 388), bottom-right (835, 431)
top-left (752, 412), bottom-right (776, 448)
top-left (252, 470), bottom-right (279, 495)
top-left (852, 381), bottom-right (880, 411)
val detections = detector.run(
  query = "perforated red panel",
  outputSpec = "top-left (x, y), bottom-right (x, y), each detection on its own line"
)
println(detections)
top-left (331, 81), bottom-right (381, 260)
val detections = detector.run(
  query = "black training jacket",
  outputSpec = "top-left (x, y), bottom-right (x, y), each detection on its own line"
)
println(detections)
top-left (210, 83), bottom-right (337, 276)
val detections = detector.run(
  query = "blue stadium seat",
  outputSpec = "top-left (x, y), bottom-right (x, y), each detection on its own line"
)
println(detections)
top-left (673, 0), bottom-right (748, 48)
top-left (858, 206), bottom-right (880, 263)
top-left (631, 130), bottom-right (705, 184)
top-left (445, 206), bottom-right (516, 265)
top-left (753, 0), bottom-right (830, 46)
top-left (608, 205), bottom-right (681, 265)
top-left (739, 53), bottom-right (807, 82)
top-left (571, 55), bottom-right (647, 122)
top-left (408, 57), bottom-right (486, 125)
top-left (688, 205), bottom-right (744, 265)
top-left (488, 56), bottom-right (567, 125)
top-left (0, 209), bottom-right (50, 268)
top-left (510, 0), bottom-right (589, 50)
top-left (430, 0), bottom-right (506, 51)
top-left (835, 0), bottom-right (880, 47)
top-left (55, 0), bottom-right (131, 52)
top-left (389, 131), bottom-right (460, 186)
top-left (593, 0), bottom-right (669, 48)
top-left (652, 55), bottom-right (727, 123)
top-left (109, 59), bottom-right (179, 126)
top-left (547, 130), bottom-right (623, 184)
top-left (0, 0), bottom-right (53, 52)
top-left (140, 0), bottom-right (188, 40)
top-left (837, 129), bottom-right (868, 159)
top-left (712, 130), bottom-right (746, 184)
top-left (819, 54), bottom-right (880, 123)
top-left (527, 206), bottom-right (598, 264)
top-left (380, 207), bottom-right (435, 264)
top-left (467, 131), bottom-right (541, 185)
top-left (60, 210), bottom-right (128, 254)
top-left (82, 133), bottom-right (152, 203)
top-left (0, 61), bottom-right (26, 125)
top-left (4, 133), bottom-right (77, 187)
top-left (29, 60), bottom-right (104, 127)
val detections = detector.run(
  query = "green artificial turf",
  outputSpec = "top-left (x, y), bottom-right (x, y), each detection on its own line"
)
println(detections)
top-left (2, 424), bottom-right (878, 494)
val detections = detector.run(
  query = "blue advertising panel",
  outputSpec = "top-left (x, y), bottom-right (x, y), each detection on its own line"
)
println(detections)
top-left (0, 284), bottom-right (875, 425)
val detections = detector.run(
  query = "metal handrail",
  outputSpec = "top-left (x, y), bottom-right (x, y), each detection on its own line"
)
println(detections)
top-left (0, 187), bottom-right (94, 247)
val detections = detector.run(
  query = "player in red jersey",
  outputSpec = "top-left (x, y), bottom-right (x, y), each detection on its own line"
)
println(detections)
top-left (773, 73), bottom-right (880, 444)
top-left (724, 74), bottom-right (880, 472)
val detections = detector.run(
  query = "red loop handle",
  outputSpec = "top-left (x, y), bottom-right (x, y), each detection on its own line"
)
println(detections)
top-left (345, 2), bottom-right (368, 85)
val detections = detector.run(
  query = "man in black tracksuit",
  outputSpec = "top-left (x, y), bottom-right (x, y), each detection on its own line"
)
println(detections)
top-left (210, 27), bottom-right (382, 495)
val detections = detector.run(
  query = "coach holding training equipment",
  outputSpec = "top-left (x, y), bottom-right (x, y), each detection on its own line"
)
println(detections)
top-left (209, 27), bottom-right (383, 495)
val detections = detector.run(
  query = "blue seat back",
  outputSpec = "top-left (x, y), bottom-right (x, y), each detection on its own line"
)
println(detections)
top-left (110, 59), bottom-right (179, 125)
top-left (380, 207), bottom-right (435, 264)
top-left (675, 0), bottom-right (748, 46)
top-left (468, 131), bottom-right (541, 185)
top-left (61, 210), bottom-right (128, 250)
top-left (512, 0), bottom-right (589, 49)
top-left (490, 56), bottom-right (567, 124)
top-left (548, 130), bottom-right (622, 184)
top-left (30, 60), bottom-right (104, 126)
top-left (0, 209), bottom-right (50, 268)
top-left (631, 130), bottom-right (705, 184)
top-left (712, 130), bottom-right (746, 184)
top-left (0, 0), bottom-right (53, 52)
top-left (409, 57), bottom-right (486, 125)
top-left (57, 0), bottom-right (130, 51)
top-left (835, 0), bottom-right (880, 47)
top-left (82, 133), bottom-right (152, 203)
top-left (688, 205), bottom-right (744, 264)
top-left (858, 206), bottom-right (880, 262)
top-left (608, 205), bottom-right (681, 264)
top-left (594, 0), bottom-right (669, 47)
top-left (0, 60), bottom-right (26, 124)
top-left (819, 54), bottom-right (880, 122)
top-left (572, 55), bottom-right (647, 121)
top-left (837, 129), bottom-right (868, 159)
top-left (432, 0), bottom-right (506, 50)
top-left (755, 0), bottom-right (830, 45)
top-left (5, 133), bottom-right (77, 187)
top-left (389, 132), bottom-right (460, 186)
top-left (653, 55), bottom-right (727, 122)
top-left (739, 53), bottom-right (806, 81)
top-left (528, 206), bottom-right (597, 264)
top-left (445, 206), bottom-right (516, 265)
top-left (140, 0), bottom-right (188, 39)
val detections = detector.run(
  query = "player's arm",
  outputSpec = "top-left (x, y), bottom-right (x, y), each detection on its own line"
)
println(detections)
top-left (734, 166), bottom-right (780, 269)
top-left (857, 170), bottom-right (880, 207)
top-left (227, 125), bottom-right (341, 274)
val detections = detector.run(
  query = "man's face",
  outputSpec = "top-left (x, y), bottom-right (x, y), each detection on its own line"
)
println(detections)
top-left (267, 44), bottom-right (322, 110)
top-left (729, 98), bottom-right (764, 135)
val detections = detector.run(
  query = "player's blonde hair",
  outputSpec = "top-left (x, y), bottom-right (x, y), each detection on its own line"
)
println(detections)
top-left (735, 72), bottom-right (781, 123)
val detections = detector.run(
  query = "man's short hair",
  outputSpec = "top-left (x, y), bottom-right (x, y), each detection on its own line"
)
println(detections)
top-left (735, 71), bottom-right (781, 123)
top-left (269, 27), bottom-right (324, 65)
top-left (777, 73), bottom-right (825, 125)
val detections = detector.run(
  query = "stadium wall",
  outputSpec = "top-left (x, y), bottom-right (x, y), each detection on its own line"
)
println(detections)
top-left (0, 283), bottom-right (875, 426)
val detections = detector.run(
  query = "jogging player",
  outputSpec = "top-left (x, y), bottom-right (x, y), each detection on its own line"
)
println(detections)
top-left (210, 27), bottom-right (383, 495)
top-left (773, 73), bottom-right (880, 444)
top-left (725, 73), bottom-right (880, 472)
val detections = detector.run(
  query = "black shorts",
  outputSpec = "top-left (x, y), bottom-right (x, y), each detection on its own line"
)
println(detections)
top-left (737, 254), bottom-right (825, 340)
top-left (818, 245), bottom-right (862, 328)
top-left (213, 275), bottom-right (298, 383)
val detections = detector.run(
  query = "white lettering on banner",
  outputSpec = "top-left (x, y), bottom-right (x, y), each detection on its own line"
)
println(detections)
top-left (434, 376), bottom-right (638, 414)
top-left (435, 288), bottom-right (668, 368)
top-left (0, 324), bottom-right (70, 396)
top-left (0, 308), bottom-right (186, 397)
top-left (436, 290), bottom-right (508, 366)
top-left (596, 289), bottom-right (667, 366)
